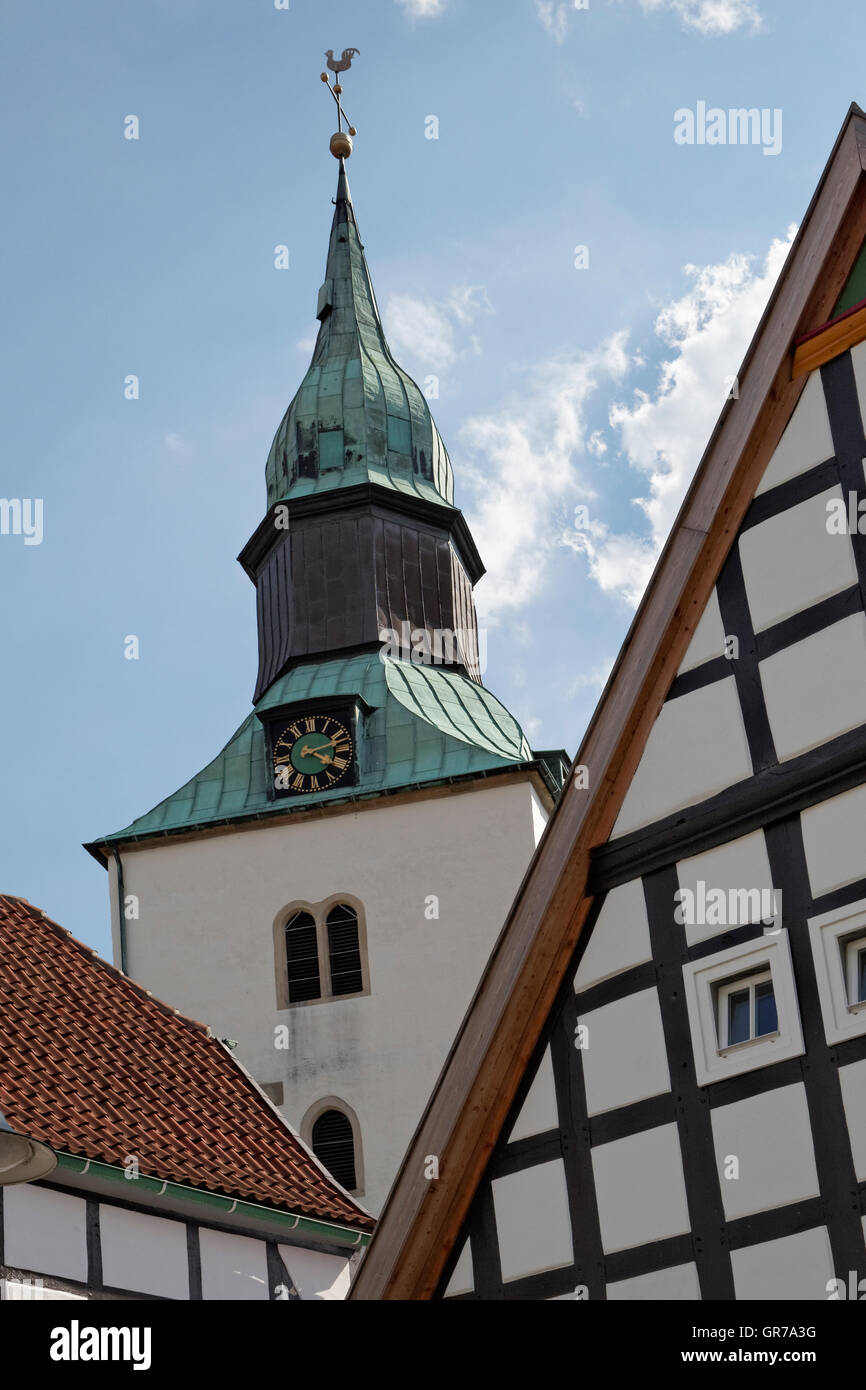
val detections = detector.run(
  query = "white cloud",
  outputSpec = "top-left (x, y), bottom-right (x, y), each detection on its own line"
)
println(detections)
top-left (384, 284), bottom-right (492, 372)
top-left (535, 0), bottom-right (571, 43)
top-left (296, 336), bottom-right (317, 354)
top-left (460, 227), bottom-right (795, 618)
top-left (539, 0), bottom-right (763, 43)
top-left (461, 332), bottom-right (633, 621)
top-left (638, 0), bottom-right (764, 34)
top-left (395, 0), bottom-right (446, 17)
top-left (568, 226), bottom-right (796, 606)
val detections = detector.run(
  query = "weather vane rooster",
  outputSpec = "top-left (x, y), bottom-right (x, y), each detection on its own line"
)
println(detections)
top-left (320, 47), bottom-right (360, 159)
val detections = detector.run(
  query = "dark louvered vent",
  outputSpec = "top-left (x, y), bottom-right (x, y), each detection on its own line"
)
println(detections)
top-left (326, 904), bottom-right (363, 996)
top-left (312, 1109), bottom-right (356, 1189)
top-left (285, 910), bottom-right (320, 1003)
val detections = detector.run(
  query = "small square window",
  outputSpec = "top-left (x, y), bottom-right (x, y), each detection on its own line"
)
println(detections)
top-left (716, 971), bottom-right (778, 1051)
top-left (682, 932), bottom-right (803, 1086)
top-left (808, 901), bottom-right (866, 1044)
top-left (845, 935), bottom-right (866, 1009)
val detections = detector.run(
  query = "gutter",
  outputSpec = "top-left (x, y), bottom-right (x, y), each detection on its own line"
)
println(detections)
top-left (54, 1153), bottom-right (370, 1250)
top-left (111, 848), bottom-right (128, 975)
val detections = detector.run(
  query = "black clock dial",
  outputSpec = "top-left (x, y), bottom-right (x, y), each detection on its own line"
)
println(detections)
top-left (272, 712), bottom-right (354, 795)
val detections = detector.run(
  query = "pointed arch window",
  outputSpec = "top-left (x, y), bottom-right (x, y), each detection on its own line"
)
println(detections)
top-left (312, 1109), bottom-right (357, 1190)
top-left (276, 898), bottom-right (369, 1008)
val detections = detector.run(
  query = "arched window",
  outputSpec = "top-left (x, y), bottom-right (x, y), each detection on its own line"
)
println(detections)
top-left (312, 1109), bottom-right (356, 1190)
top-left (326, 903), bottom-right (363, 996)
top-left (277, 898), bottom-right (368, 1008)
top-left (284, 910), bottom-right (320, 1003)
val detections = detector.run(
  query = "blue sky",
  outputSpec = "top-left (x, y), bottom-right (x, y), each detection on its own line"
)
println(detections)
top-left (1, 0), bottom-right (864, 956)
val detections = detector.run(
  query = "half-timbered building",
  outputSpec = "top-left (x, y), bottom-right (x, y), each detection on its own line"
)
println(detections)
top-left (351, 103), bottom-right (866, 1302)
top-left (0, 895), bottom-right (372, 1301)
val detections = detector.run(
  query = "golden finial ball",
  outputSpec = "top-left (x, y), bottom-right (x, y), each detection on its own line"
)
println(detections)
top-left (330, 130), bottom-right (353, 159)
top-left (348, 126), bottom-right (357, 136)
top-left (320, 72), bottom-right (328, 82)
top-left (334, 83), bottom-right (342, 94)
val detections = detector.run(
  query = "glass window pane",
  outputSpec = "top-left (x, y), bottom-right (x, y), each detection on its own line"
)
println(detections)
top-left (755, 979), bottom-right (777, 1036)
top-left (727, 988), bottom-right (751, 1045)
top-left (858, 948), bottom-right (866, 1005)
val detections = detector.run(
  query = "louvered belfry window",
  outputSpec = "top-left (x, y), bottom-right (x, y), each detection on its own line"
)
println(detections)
top-left (326, 903), bottom-right (363, 996)
top-left (285, 910), bottom-right (321, 1003)
top-left (312, 1109), bottom-right (356, 1190)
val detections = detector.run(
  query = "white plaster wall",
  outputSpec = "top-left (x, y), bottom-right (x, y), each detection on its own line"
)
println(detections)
top-left (759, 613), bottom-right (866, 761)
top-left (579, 988), bottom-right (671, 1117)
top-left (710, 1085), bottom-right (819, 1221)
top-left (574, 879), bottom-right (652, 990)
top-left (99, 1205), bottom-right (189, 1300)
top-left (739, 486), bottom-right (857, 633)
top-left (730, 1226), bottom-right (833, 1300)
top-left (755, 370), bottom-right (834, 495)
top-left (591, 1124), bottom-right (691, 1254)
top-left (508, 1046), bottom-right (558, 1142)
top-left (198, 1228), bottom-right (269, 1301)
top-left (491, 1159), bottom-right (574, 1282)
top-left (607, 1262), bottom-right (700, 1300)
top-left (676, 830), bottom-right (775, 946)
top-left (801, 783), bottom-right (866, 897)
top-left (112, 777), bottom-right (547, 1214)
top-left (613, 679), bottom-right (752, 837)
top-left (677, 590), bottom-right (727, 673)
top-left (443, 1238), bottom-right (474, 1297)
top-left (3, 1185), bottom-right (88, 1285)
top-left (279, 1244), bottom-right (352, 1300)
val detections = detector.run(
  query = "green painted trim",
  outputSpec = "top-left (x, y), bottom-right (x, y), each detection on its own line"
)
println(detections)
top-left (54, 1152), bottom-right (370, 1249)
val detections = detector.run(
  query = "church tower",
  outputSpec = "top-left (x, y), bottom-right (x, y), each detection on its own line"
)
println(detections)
top-left (87, 126), bottom-right (564, 1213)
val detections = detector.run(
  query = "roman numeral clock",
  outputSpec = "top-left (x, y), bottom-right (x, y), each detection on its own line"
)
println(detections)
top-left (264, 703), bottom-right (360, 798)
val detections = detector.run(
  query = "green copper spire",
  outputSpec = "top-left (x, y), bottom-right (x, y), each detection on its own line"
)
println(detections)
top-left (265, 160), bottom-right (455, 509)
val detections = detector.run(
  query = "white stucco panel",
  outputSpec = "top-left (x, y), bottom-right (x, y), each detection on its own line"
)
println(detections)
top-left (801, 783), bottom-right (866, 897)
top-left (710, 1084), bottom-right (819, 1221)
top-left (759, 613), bottom-right (866, 762)
top-left (677, 589), bottom-right (727, 674)
top-left (279, 1244), bottom-right (352, 1300)
top-left (739, 487), bottom-right (857, 633)
top-left (591, 1124), bottom-right (691, 1254)
top-left (442, 1238), bottom-right (474, 1298)
top-left (839, 1060), bottom-right (866, 1182)
top-left (508, 1046), bottom-right (559, 1143)
top-left (730, 1226), bottom-right (834, 1300)
top-left (607, 1262), bottom-right (700, 1301)
top-left (676, 830), bottom-right (775, 947)
top-left (574, 878), bottom-right (652, 991)
top-left (612, 678), bottom-right (752, 837)
top-left (580, 988), bottom-right (671, 1117)
top-left (755, 371), bottom-right (834, 495)
top-left (99, 1204), bottom-right (189, 1300)
top-left (199, 1228), bottom-right (269, 1301)
top-left (3, 1184), bottom-right (88, 1285)
top-left (492, 1159), bottom-right (574, 1282)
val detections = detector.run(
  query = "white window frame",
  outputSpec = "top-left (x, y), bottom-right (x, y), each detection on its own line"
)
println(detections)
top-left (716, 969), bottom-right (779, 1052)
top-left (846, 937), bottom-right (866, 1010)
top-left (807, 899), bottom-right (866, 1043)
top-left (682, 932), bottom-right (804, 1086)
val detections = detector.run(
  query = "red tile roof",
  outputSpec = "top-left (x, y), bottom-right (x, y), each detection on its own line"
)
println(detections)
top-left (0, 895), bottom-right (372, 1231)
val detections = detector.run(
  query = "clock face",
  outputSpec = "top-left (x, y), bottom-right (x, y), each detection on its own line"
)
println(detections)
top-left (271, 711), bottom-right (355, 796)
